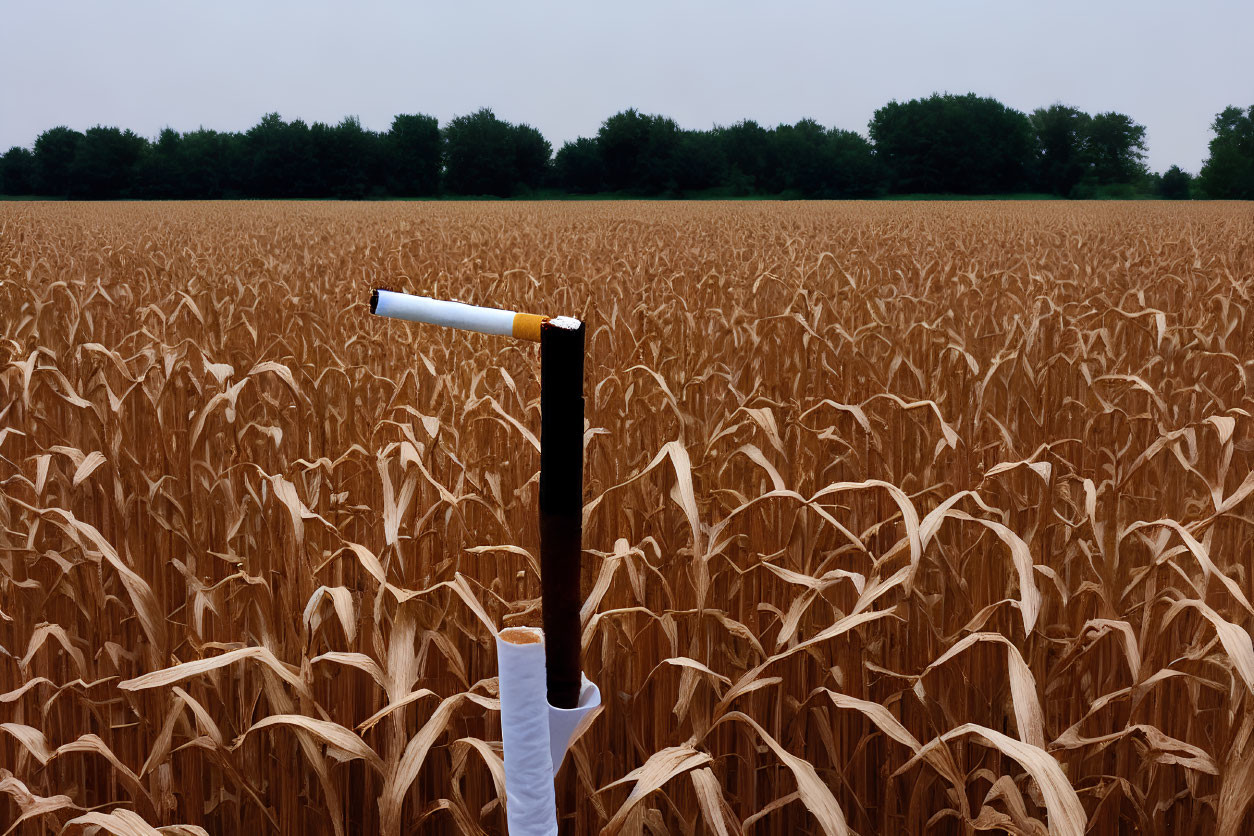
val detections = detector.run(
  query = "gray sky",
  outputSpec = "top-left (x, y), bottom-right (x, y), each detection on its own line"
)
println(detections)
top-left (2, 0), bottom-right (1250, 173)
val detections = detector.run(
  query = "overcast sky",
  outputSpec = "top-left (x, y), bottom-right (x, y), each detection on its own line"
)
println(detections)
top-left (2, 1), bottom-right (1250, 173)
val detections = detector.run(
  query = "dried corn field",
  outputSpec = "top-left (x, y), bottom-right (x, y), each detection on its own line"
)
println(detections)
top-left (2, 201), bottom-right (1254, 835)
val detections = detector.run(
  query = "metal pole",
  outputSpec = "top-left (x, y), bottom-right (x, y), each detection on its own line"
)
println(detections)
top-left (539, 317), bottom-right (585, 710)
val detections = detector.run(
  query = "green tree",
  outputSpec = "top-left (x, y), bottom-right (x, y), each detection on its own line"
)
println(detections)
top-left (715, 120), bottom-right (774, 193)
top-left (671, 130), bottom-right (726, 192)
top-left (1, 147), bottom-right (36, 194)
top-left (134, 127), bottom-right (185, 198)
top-left (596, 109), bottom-right (681, 194)
top-left (1030, 104), bottom-right (1091, 195)
top-left (1199, 106), bottom-right (1254, 199)
top-left (1158, 165), bottom-right (1193, 199)
top-left (511, 123), bottom-right (552, 192)
top-left (870, 93), bottom-right (1035, 194)
top-left (386, 114), bottom-right (440, 195)
top-left (772, 119), bottom-right (832, 194)
top-left (1084, 112), bottom-right (1147, 185)
top-left (597, 109), bottom-right (653, 191)
top-left (33, 126), bottom-right (84, 196)
top-left (442, 108), bottom-right (518, 196)
top-left (180, 129), bottom-right (243, 198)
top-left (245, 113), bottom-right (318, 197)
top-left (554, 137), bottom-right (604, 193)
top-left (310, 116), bottom-right (381, 199)
top-left (67, 126), bottom-right (148, 198)
top-left (824, 128), bottom-right (886, 197)
top-left (766, 120), bottom-right (884, 197)
top-left (307, 122), bottom-right (335, 197)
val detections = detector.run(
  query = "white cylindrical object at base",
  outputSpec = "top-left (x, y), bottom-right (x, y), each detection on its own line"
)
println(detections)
top-left (497, 627), bottom-right (601, 836)
top-left (498, 628), bottom-right (557, 836)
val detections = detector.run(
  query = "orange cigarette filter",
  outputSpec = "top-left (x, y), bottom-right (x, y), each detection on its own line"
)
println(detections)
top-left (511, 312), bottom-right (547, 342)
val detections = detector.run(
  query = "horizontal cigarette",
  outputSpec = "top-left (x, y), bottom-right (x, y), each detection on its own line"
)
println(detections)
top-left (370, 289), bottom-right (548, 342)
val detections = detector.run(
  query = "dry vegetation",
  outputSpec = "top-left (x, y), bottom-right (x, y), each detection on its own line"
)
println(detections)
top-left (2, 200), bottom-right (1254, 834)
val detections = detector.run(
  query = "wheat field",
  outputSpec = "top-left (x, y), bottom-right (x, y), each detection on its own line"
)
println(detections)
top-left (1, 200), bottom-right (1253, 834)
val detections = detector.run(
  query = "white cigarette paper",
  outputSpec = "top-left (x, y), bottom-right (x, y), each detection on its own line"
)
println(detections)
top-left (497, 627), bottom-right (601, 836)
top-left (371, 289), bottom-right (547, 341)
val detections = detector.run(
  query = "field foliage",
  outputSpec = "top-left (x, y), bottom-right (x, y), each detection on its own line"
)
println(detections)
top-left (2, 201), bottom-right (1253, 833)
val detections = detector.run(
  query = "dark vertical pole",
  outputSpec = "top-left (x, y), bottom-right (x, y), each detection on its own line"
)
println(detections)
top-left (539, 318), bottom-right (585, 709)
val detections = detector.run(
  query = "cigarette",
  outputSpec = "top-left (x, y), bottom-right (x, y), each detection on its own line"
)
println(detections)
top-left (370, 288), bottom-right (549, 342)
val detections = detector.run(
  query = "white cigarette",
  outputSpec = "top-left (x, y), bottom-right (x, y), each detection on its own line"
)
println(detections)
top-left (371, 289), bottom-right (548, 342)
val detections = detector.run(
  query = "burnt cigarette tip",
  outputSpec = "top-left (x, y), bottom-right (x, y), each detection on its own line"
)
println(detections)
top-left (369, 289), bottom-right (380, 315)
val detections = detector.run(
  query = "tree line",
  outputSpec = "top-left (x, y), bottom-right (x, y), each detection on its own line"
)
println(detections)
top-left (1, 94), bottom-right (1251, 199)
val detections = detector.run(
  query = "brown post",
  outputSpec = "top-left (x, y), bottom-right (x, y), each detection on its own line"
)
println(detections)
top-left (539, 317), bottom-right (585, 709)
